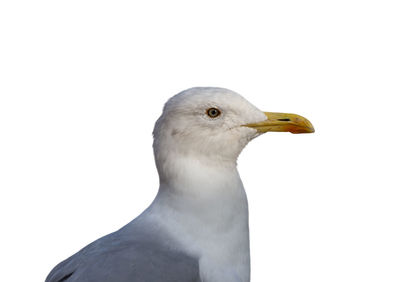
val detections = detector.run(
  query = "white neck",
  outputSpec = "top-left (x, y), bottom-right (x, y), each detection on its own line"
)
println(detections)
top-left (148, 154), bottom-right (251, 282)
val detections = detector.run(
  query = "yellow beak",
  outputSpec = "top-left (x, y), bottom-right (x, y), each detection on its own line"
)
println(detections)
top-left (243, 112), bottom-right (315, 134)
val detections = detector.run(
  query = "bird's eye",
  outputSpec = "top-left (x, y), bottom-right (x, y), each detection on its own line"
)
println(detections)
top-left (206, 108), bottom-right (221, 118)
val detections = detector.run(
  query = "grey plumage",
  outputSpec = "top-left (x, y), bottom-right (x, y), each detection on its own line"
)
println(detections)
top-left (46, 218), bottom-right (200, 282)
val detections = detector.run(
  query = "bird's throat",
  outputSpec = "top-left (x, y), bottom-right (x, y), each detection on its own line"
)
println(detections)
top-left (150, 154), bottom-right (251, 282)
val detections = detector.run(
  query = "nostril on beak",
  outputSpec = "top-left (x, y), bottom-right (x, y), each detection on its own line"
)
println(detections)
top-left (277, 118), bottom-right (291, 121)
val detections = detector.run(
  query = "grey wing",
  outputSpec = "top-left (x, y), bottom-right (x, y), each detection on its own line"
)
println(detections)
top-left (45, 251), bottom-right (82, 282)
top-left (45, 231), bottom-right (201, 282)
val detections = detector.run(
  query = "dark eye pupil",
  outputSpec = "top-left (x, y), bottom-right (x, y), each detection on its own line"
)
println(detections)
top-left (207, 108), bottom-right (220, 118)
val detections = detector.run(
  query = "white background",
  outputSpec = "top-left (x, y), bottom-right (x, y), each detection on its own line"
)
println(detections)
top-left (1, 1), bottom-right (399, 281)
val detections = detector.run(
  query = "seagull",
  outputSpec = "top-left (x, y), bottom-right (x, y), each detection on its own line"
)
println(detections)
top-left (46, 87), bottom-right (314, 282)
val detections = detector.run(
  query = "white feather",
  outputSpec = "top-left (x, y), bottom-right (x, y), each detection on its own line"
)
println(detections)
top-left (147, 87), bottom-right (267, 282)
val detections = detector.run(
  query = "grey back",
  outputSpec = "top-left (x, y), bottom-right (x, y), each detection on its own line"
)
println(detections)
top-left (45, 221), bottom-right (201, 282)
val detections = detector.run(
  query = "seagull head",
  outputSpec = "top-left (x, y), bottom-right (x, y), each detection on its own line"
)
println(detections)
top-left (153, 87), bottom-right (314, 173)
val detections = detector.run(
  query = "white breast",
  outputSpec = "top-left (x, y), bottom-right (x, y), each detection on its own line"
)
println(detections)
top-left (147, 156), bottom-right (251, 282)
